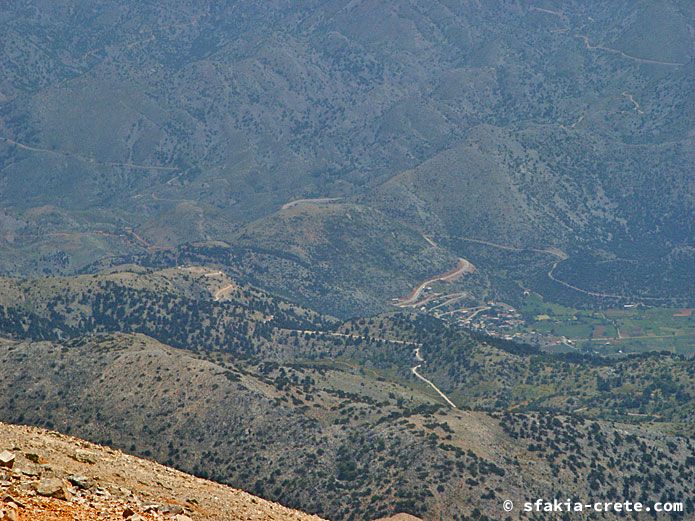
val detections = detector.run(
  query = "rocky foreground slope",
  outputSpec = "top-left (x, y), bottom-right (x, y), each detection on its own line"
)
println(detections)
top-left (0, 422), bottom-right (325, 521)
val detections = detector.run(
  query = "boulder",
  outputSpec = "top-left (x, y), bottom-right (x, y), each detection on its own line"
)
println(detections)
top-left (25, 453), bottom-right (40, 464)
top-left (0, 502), bottom-right (19, 521)
top-left (142, 503), bottom-right (159, 513)
top-left (18, 466), bottom-right (39, 477)
top-left (0, 452), bottom-right (14, 469)
top-left (2, 495), bottom-right (24, 509)
top-left (35, 477), bottom-right (72, 500)
top-left (94, 487), bottom-right (111, 498)
top-left (73, 450), bottom-right (97, 464)
top-left (160, 504), bottom-right (185, 514)
top-left (67, 474), bottom-right (94, 490)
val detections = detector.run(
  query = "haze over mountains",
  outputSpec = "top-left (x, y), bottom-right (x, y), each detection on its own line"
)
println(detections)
top-left (0, 0), bottom-right (692, 313)
top-left (0, 2), bottom-right (693, 521)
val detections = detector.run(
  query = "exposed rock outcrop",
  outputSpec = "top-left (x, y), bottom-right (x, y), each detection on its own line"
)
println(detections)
top-left (0, 422), bottom-right (326, 521)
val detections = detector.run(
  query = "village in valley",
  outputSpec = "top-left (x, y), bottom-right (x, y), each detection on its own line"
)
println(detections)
top-left (396, 283), bottom-right (694, 355)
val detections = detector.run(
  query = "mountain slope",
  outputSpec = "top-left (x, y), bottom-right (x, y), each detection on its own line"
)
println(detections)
top-left (233, 202), bottom-right (461, 315)
top-left (0, 421), bottom-right (325, 521)
top-left (0, 1), bottom-right (691, 309)
top-left (0, 266), bottom-right (692, 519)
top-left (0, 265), bottom-right (334, 352)
top-left (1, 330), bottom-right (693, 520)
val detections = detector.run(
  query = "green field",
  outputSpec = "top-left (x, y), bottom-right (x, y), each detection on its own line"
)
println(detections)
top-left (518, 294), bottom-right (695, 355)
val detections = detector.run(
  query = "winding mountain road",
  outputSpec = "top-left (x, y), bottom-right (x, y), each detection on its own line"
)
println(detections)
top-left (456, 236), bottom-right (568, 260)
top-left (281, 328), bottom-right (457, 408)
top-left (411, 347), bottom-right (457, 409)
top-left (213, 284), bottom-right (236, 301)
top-left (281, 197), bottom-right (343, 210)
top-left (547, 260), bottom-right (676, 302)
top-left (0, 136), bottom-right (177, 171)
top-left (397, 258), bottom-right (476, 307)
top-left (575, 35), bottom-right (683, 67)
top-left (457, 236), bottom-right (676, 302)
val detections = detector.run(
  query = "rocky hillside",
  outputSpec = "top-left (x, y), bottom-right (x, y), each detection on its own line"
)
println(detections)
top-left (232, 202), bottom-right (460, 316)
top-left (0, 268), bottom-right (692, 519)
top-left (1, 332), bottom-right (693, 520)
top-left (0, 421), bottom-right (325, 521)
top-left (0, 266), bottom-right (334, 353)
top-left (1, 1), bottom-right (692, 311)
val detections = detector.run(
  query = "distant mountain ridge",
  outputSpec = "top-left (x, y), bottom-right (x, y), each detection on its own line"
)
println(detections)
top-left (1, 0), bottom-right (692, 311)
top-left (0, 3), bottom-right (693, 520)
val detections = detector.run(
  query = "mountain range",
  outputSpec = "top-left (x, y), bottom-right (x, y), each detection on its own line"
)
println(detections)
top-left (0, 2), bottom-right (693, 520)
top-left (0, 266), bottom-right (692, 519)
top-left (1, 0), bottom-right (692, 314)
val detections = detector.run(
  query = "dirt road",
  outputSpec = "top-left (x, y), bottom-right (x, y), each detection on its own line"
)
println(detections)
top-left (1, 136), bottom-right (177, 171)
top-left (622, 92), bottom-right (644, 114)
top-left (272, 328), bottom-right (456, 408)
top-left (429, 292), bottom-right (468, 311)
top-left (547, 260), bottom-right (676, 302)
top-left (397, 258), bottom-right (476, 307)
top-left (281, 197), bottom-right (343, 210)
top-left (421, 234), bottom-right (438, 248)
top-left (287, 329), bottom-right (422, 347)
top-left (456, 236), bottom-right (568, 259)
top-left (213, 284), bottom-right (236, 301)
top-left (576, 35), bottom-right (683, 66)
top-left (411, 348), bottom-right (457, 408)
